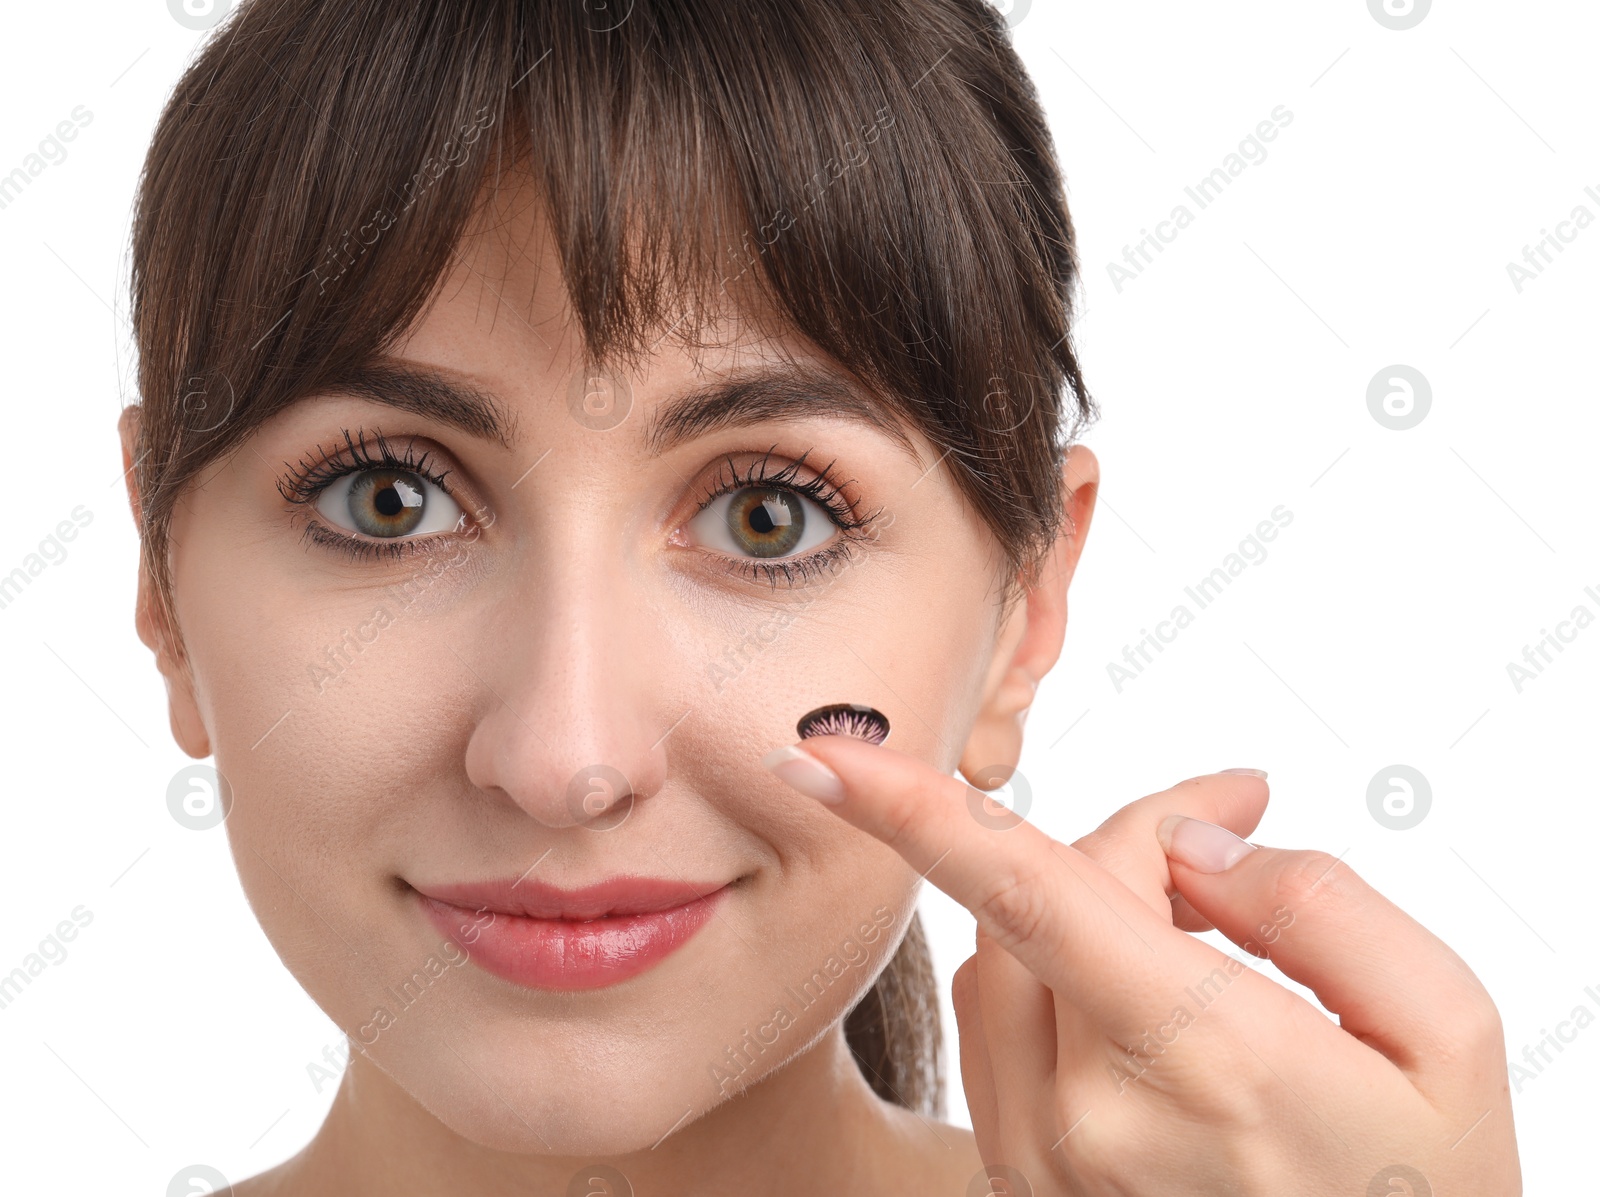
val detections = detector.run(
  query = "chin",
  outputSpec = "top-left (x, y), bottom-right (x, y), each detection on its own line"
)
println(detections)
top-left (367, 1022), bottom-right (734, 1157)
top-left (432, 1094), bottom-right (684, 1157)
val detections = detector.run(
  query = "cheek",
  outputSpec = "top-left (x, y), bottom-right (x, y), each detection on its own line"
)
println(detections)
top-left (174, 533), bottom-right (477, 1012)
top-left (679, 821), bottom-right (917, 1109)
top-left (682, 574), bottom-right (1000, 783)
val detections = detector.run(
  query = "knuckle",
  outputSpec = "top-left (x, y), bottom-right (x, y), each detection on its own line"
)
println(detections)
top-left (1087, 794), bottom-right (1161, 843)
top-left (950, 956), bottom-right (978, 1010)
top-left (1070, 827), bottom-right (1132, 875)
top-left (1070, 826), bottom-right (1112, 859)
top-left (1444, 990), bottom-right (1505, 1055)
top-left (974, 863), bottom-right (1052, 950)
top-left (1052, 1094), bottom-right (1127, 1177)
top-left (1475, 996), bottom-right (1507, 1043)
top-left (1419, 1000), bottom-right (1503, 1079)
top-left (1186, 1066), bottom-right (1273, 1141)
top-left (875, 782), bottom-right (925, 853)
top-left (1471, 1004), bottom-right (1508, 1062)
top-left (1271, 848), bottom-right (1350, 909)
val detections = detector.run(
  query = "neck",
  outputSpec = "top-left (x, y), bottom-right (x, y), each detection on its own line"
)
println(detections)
top-left (273, 1023), bottom-right (929, 1196)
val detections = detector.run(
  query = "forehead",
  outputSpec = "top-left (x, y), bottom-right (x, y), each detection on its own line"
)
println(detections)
top-left (373, 170), bottom-right (925, 465)
top-left (406, 165), bottom-right (763, 347)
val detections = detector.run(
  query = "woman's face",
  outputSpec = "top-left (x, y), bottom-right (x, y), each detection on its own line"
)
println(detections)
top-left (142, 187), bottom-right (1023, 1155)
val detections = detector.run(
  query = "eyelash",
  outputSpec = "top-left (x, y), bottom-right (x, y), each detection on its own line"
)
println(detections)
top-left (692, 446), bottom-right (886, 589)
top-left (277, 427), bottom-right (457, 564)
top-left (275, 430), bottom-right (886, 585)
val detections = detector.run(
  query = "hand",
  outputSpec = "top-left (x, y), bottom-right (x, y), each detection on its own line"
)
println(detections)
top-left (764, 738), bottom-right (1522, 1196)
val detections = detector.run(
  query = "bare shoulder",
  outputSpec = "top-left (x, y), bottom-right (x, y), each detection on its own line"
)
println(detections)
top-left (223, 1151), bottom-right (313, 1197)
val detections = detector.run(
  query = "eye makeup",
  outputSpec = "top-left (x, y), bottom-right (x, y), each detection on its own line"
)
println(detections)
top-left (683, 447), bottom-right (887, 589)
top-left (274, 428), bottom-right (889, 587)
top-left (276, 426), bottom-right (467, 563)
top-left (796, 703), bottom-right (890, 746)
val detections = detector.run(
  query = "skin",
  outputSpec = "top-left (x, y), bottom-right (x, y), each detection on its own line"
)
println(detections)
top-left (119, 178), bottom-right (1521, 1194)
top-left (121, 181), bottom-right (1015, 1195)
top-left (789, 753), bottom-right (1524, 1192)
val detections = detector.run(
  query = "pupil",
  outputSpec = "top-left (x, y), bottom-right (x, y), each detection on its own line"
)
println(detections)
top-left (374, 485), bottom-right (404, 517)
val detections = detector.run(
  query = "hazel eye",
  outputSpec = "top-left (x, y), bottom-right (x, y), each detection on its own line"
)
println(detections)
top-left (314, 467), bottom-right (464, 540)
top-left (686, 485), bottom-right (839, 560)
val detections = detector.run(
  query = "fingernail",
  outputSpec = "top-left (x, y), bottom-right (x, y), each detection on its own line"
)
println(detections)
top-left (761, 744), bottom-right (846, 805)
top-left (1157, 814), bottom-right (1258, 873)
top-left (1221, 768), bottom-right (1268, 778)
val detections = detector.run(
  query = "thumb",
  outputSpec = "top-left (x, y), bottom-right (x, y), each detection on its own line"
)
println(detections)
top-left (1155, 814), bottom-right (1496, 1078)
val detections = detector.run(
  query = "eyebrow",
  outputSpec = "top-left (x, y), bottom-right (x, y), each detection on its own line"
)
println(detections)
top-left (643, 363), bottom-right (922, 463)
top-left (315, 359), bottom-right (523, 450)
top-left (315, 357), bottom-right (923, 465)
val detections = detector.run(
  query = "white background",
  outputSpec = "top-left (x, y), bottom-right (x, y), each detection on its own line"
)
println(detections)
top-left (1, 1), bottom-right (1594, 1193)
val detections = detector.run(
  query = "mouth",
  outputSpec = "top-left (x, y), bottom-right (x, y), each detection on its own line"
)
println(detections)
top-left (411, 874), bottom-right (736, 991)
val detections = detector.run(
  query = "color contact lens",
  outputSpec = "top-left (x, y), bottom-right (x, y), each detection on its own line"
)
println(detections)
top-left (796, 703), bottom-right (890, 746)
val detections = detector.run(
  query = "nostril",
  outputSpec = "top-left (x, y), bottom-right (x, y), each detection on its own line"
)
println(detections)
top-left (795, 702), bottom-right (890, 746)
top-left (565, 763), bottom-right (636, 830)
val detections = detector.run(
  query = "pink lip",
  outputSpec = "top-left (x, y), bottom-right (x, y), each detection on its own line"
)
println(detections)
top-left (413, 875), bottom-right (733, 991)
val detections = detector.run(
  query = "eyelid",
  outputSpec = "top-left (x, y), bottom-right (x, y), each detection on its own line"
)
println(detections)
top-left (676, 446), bottom-right (888, 589)
top-left (276, 427), bottom-right (493, 562)
top-left (278, 427), bottom-right (498, 515)
top-left (277, 427), bottom-right (451, 499)
top-left (687, 446), bottom-right (875, 531)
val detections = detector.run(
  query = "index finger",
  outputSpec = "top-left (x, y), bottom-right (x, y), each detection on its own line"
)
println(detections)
top-left (764, 734), bottom-right (1214, 1033)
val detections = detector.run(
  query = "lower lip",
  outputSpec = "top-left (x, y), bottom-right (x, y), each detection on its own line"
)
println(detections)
top-left (416, 885), bottom-right (730, 991)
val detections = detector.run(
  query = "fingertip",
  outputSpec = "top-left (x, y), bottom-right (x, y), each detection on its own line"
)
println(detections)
top-left (1161, 814), bottom-right (1260, 874)
top-left (773, 730), bottom-right (898, 778)
top-left (760, 742), bottom-right (846, 805)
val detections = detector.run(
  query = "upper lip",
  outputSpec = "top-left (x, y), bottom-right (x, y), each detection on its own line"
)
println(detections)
top-left (411, 875), bottom-right (732, 921)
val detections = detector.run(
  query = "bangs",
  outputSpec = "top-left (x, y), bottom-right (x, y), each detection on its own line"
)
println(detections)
top-left (131, 0), bottom-right (1090, 616)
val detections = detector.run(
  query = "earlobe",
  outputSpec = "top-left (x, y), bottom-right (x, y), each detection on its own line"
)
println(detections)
top-left (134, 575), bottom-right (211, 759)
top-left (166, 670), bottom-right (213, 760)
top-left (956, 444), bottom-right (1099, 788)
top-left (122, 403), bottom-right (212, 760)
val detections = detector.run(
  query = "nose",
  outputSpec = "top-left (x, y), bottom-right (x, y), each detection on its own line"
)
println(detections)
top-left (460, 555), bottom-right (671, 830)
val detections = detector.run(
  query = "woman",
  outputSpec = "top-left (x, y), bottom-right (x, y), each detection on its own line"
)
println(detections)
top-left (121, 0), bottom-right (1521, 1192)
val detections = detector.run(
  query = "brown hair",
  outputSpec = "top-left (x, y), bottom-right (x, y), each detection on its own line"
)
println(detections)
top-left (128, 0), bottom-right (1093, 1120)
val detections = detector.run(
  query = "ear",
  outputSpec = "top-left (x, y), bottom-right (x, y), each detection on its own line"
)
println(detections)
top-left (957, 444), bottom-right (1098, 788)
top-left (119, 405), bottom-right (211, 760)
